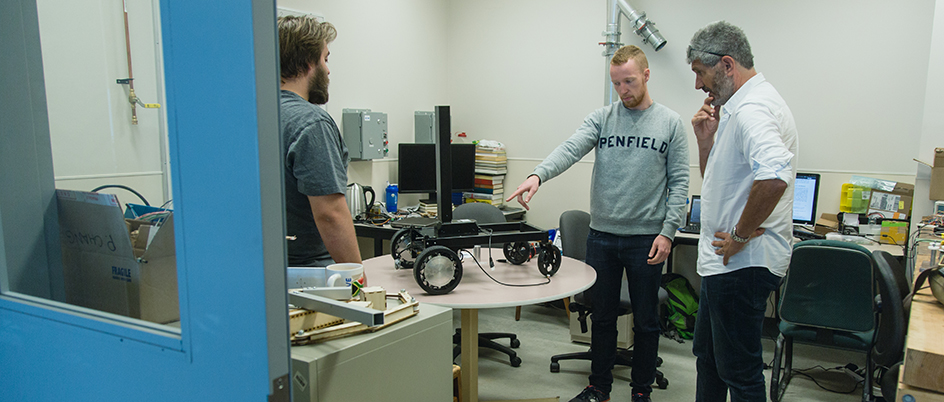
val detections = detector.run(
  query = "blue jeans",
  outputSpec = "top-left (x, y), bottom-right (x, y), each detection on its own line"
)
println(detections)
top-left (585, 230), bottom-right (663, 396)
top-left (693, 267), bottom-right (781, 402)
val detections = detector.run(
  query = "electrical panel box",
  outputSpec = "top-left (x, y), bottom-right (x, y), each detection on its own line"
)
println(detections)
top-left (342, 108), bottom-right (388, 160)
top-left (414, 111), bottom-right (435, 144)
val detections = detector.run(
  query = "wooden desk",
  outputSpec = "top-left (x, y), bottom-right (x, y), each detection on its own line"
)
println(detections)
top-left (363, 250), bottom-right (596, 402)
top-left (898, 239), bottom-right (944, 401)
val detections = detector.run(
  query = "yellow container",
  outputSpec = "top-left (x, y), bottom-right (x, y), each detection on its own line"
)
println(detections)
top-left (839, 183), bottom-right (869, 213)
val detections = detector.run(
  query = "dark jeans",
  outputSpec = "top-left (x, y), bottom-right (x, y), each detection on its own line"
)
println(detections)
top-left (585, 230), bottom-right (663, 396)
top-left (693, 267), bottom-right (781, 402)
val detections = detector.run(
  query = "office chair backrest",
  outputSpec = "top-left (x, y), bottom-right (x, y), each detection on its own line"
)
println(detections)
top-left (453, 202), bottom-right (505, 224)
top-left (871, 250), bottom-right (907, 367)
top-left (559, 210), bottom-right (591, 261)
top-left (872, 250), bottom-right (912, 307)
top-left (779, 240), bottom-right (875, 332)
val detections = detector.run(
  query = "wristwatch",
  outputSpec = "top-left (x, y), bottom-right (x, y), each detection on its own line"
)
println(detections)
top-left (730, 226), bottom-right (750, 244)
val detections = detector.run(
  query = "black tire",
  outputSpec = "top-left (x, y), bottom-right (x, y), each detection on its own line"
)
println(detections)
top-left (503, 242), bottom-right (531, 265)
top-left (391, 228), bottom-right (421, 269)
top-left (537, 244), bottom-right (562, 276)
top-left (413, 246), bottom-right (463, 295)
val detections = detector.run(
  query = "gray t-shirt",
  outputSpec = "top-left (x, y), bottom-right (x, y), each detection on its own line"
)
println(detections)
top-left (532, 101), bottom-right (689, 239)
top-left (280, 90), bottom-right (349, 266)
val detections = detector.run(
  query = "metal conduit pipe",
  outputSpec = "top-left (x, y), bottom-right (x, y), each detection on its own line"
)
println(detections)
top-left (602, 0), bottom-right (667, 105)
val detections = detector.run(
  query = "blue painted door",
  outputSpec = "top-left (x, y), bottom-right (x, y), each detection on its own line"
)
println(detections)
top-left (0, 1), bottom-right (290, 400)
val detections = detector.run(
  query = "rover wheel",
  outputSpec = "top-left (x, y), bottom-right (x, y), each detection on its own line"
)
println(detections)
top-left (414, 246), bottom-right (463, 295)
top-left (503, 242), bottom-right (531, 265)
top-left (537, 244), bottom-right (562, 276)
top-left (391, 228), bottom-right (422, 269)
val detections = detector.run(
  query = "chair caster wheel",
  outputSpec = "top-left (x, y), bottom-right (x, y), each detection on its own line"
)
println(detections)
top-left (656, 377), bottom-right (669, 389)
top-left (510, 338), bottom-right (520, 348)
top-left (550, 362), bottom-right (560, 373)
top-left (511, 356), bottom-right (522, 367)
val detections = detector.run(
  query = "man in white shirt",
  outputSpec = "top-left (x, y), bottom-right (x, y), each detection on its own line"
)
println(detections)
top-left (687, 21), bottom-right (798, 402)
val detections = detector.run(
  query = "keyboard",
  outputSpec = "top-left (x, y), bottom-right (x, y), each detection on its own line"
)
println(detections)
top-left (679, 224), bottom-right (700, 234)
top-left (792, 228), bottom-right (825, 241)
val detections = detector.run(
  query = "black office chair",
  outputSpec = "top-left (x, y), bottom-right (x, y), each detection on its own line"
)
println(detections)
top-left (873, 250), bottom-right (912, 315)
top-left (548, 210), bottom-right (669, 390)
top-left (871, 250), bottom-right (909, 402)
top-left (451, 202), bottom-right (522, 367)
top-left (769, 240), bottom-right (905, 402)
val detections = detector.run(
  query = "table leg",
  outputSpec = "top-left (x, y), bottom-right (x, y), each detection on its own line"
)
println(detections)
top-left (374, 238), bottom-right (384, 257)
top-left (461, 309), bottom-right (478, 402)
top-left (666, 242), bottom-right (678, 274)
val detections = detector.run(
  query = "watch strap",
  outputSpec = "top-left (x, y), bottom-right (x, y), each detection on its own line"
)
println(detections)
top-left (731, 226), bottom-right (750, 243)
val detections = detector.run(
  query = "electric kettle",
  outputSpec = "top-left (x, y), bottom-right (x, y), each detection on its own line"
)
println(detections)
top-left (346, 183), bottom-right (375, 219)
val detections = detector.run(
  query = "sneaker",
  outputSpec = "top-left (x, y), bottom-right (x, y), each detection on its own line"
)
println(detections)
top-left (632, 392), bottom-right (651, 402)
top-left (569, 385), bottom-right (609, 402)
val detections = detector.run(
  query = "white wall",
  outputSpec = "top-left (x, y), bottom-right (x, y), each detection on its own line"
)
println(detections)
top-left (37, 0), bottom-right (167, 207)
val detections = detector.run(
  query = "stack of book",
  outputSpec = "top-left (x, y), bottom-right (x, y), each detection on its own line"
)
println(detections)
top-left (418, 199), bottom-right (438, 216)
top-left (465, 174), bottom-right (505, 206)
top-left (465, 143), bottom-right (507, 206)
top-left (473, 144), bottom-right (507, 175)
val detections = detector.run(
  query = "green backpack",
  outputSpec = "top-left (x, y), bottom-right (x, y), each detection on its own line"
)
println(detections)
top-left (661, 273), bottom-right (699, 340)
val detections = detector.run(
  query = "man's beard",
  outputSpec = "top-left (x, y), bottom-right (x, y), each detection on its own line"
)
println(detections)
top-left (621, 89), bottom-right (646, 109)
top-left (709, 67), bottom-right (735, 107)
top-left (307, 66), bottom-right (329, 105)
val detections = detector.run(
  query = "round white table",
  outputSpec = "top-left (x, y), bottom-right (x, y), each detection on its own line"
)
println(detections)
top-left (363, 249), bottom-right (596, 402)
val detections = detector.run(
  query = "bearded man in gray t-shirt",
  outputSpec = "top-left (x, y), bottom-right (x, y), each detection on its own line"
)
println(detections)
top-left (278, 16), bottom-right (360, 267)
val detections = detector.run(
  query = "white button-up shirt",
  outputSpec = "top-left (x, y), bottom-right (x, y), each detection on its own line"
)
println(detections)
top-left (698, 73), bottom-right (798, 278)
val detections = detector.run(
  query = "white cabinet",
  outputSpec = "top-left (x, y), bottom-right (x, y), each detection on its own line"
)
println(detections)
top-left (291, 303), bottom-right (453, 402)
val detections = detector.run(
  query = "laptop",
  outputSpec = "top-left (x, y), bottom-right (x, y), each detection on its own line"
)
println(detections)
top-left (679, 195), bottom-right (701, 234)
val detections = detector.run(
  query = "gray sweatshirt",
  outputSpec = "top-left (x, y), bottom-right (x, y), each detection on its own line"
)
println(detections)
top-left (532, 101), bottom-right (689, 239)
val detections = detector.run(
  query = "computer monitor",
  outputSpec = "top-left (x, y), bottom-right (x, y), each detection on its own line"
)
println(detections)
top-left (688, 195), bottom-right (701, 225)
top-left (793, 172), bottom-right (821, 226)
top-left (397, 143), bottom-right (475, 194)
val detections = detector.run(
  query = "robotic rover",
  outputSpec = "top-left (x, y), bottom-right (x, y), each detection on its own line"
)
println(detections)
top-left (390, 220), bottom-right (562, 295)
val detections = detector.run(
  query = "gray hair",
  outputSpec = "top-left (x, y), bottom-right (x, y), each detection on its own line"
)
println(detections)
top-left (686, 21), bottom-right (754, 69)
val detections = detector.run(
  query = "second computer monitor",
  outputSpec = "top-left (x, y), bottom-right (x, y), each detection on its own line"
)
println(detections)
top-left (793, 172), bottom-right (821, 226)
top-left (398, 143), bottom-right (475, 194)
top-left (688, 195), bottom-right (701, 225)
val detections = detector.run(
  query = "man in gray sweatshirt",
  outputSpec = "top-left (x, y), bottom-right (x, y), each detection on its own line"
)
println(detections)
top-left (507, 45), bottom-right (689, 402)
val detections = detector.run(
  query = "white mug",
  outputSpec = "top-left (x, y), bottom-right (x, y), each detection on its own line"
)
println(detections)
top-left (326, 263), bottom-right (365, 287)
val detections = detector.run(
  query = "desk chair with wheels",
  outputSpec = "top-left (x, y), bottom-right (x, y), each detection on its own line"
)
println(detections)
top-left (871, 250), bottom-right (908, 402)
top-left (548, 210), bottom-right (669, 389)
top-left (451, 202), bottom-right (522, 367)
top-left (770, 240), bottom-right (905, 402)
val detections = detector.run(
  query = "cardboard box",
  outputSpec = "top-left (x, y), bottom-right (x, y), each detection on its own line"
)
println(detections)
top-left (931, 147), bottom-right (944, 200)
top-left (880, 220), bottom-right (908, 245)
top-left (57, 190), bottom-right (179, 324)
top-left (814, 213), bottom-right (840, 235)
top-left (867, 182), bottom-right (914, 220)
